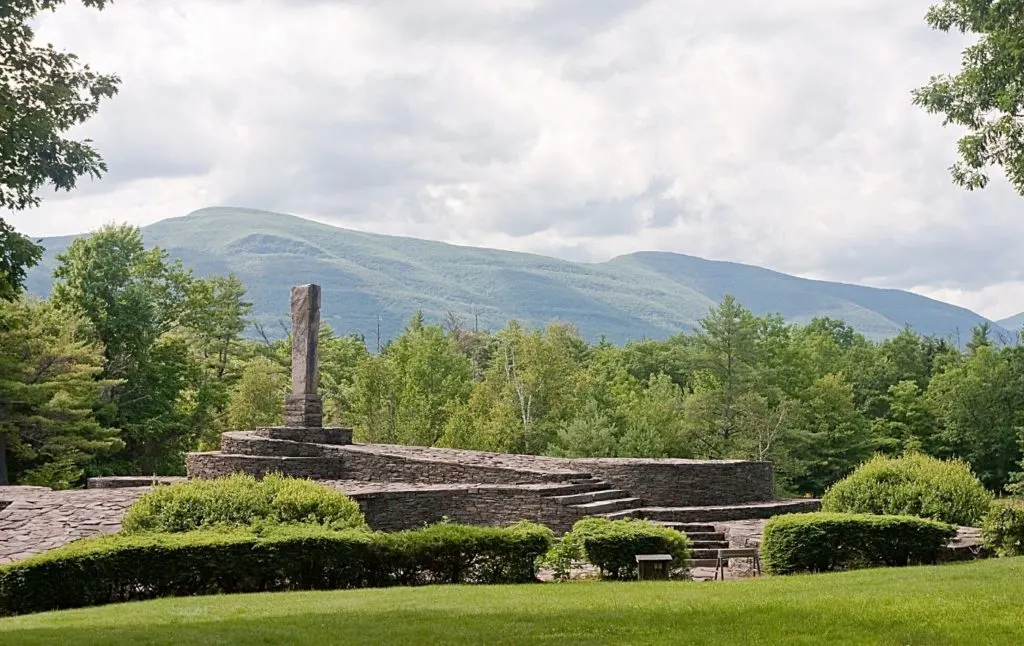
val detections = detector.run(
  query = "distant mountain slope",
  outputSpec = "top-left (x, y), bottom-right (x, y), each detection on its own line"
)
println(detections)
top-left (997, 313), bottom-right (1024, 332)
top-left (23, 207), bottom-right (1008, 344)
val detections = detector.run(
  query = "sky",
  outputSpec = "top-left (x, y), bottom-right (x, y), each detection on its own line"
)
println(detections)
top-left (8, 0), bottom-right (1024, 320)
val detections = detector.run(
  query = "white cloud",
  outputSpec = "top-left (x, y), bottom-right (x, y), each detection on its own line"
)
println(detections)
top-left (6, 0), bottom-right (1023, 319)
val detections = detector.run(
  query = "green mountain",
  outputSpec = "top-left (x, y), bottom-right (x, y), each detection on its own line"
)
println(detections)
top-left (23, 206), bottom-right (1007, 344)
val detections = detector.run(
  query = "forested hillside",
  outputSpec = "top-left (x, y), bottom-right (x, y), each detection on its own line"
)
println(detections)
top-left (5, 224), bottom-right (1024, 499)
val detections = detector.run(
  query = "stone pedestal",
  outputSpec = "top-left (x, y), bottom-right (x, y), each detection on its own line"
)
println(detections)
top-left (284, 394), bottom-right (323, 429)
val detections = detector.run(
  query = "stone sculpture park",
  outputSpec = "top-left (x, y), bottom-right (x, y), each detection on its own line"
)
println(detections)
top-left (0, 284), bottom-right (821, 571)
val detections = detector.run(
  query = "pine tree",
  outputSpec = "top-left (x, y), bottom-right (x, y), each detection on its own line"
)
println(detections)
top-left (0, 298), bottom-right (120, 487)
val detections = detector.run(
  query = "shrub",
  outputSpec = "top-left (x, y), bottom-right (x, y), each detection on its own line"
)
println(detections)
top-left (820, 453), bottom-right (991, 526)
top-left (567, 517), bottom-right (691, 580)
top-left (121, 473), bottom-right (367, 533)
top-left (761, 512), bottom-right (956, 575)
top-left (0, 521), bottom-right (554, 616)
top-left (982, 498), bottom-right (1024, 557)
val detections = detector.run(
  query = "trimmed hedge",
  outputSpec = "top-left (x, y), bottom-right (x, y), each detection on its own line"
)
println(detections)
top-left (0, 521), bottom-right (553, 616)
top-left (820, 453), bottom-right (991, 526)
top-left (761, 512), bottom-right (956, 575)
top-left (560, 517), bottom-right (691, 580)
top-left (121, 473), bottom-right (367, 533)
top-left (982, 498), bottom-right (1024, 557)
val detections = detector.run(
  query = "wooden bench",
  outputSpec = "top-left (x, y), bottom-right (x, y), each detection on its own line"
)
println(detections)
top-left (714, 548), bottom-right (761, 581)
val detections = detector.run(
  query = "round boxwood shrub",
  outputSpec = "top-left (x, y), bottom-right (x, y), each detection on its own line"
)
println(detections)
top-left (820, 453), bottom-right (991, 526)
top-left (552, 517), bottom-right (691, 580)
top-left (982, 498), bottom-right (1024, 557)
top-left (121, 473), bottom-right (367, 533)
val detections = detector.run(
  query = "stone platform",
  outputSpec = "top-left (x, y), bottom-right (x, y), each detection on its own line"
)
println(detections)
top-left (182, 429), bottom-right (821, 557)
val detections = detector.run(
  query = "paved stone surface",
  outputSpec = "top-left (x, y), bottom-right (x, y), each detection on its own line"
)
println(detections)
top-left (0, 488), bottom-right (148, 565)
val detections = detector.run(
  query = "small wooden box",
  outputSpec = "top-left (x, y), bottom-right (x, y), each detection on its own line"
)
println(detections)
top-left (635, 554), bottom-right (673, 580)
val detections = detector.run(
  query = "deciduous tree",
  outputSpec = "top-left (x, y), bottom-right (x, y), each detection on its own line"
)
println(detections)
top-left (913, 0), bottom-right (1024, 196)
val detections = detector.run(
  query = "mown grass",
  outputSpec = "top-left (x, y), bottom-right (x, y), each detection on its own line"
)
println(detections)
top-left (1, 558), bottom-right (1022, 645)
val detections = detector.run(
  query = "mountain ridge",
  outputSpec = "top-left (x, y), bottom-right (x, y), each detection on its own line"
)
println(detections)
top-left (23, 206), bottom-right (1010, 344)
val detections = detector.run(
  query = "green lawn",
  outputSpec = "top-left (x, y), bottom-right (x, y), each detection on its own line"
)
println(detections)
top-left (2, 559), bottom-right (1022, 645)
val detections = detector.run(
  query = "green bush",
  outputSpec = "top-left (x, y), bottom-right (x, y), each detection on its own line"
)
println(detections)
top-left (820, 453), bottom-right (991, 526)
top-left (121, 473), bottom-right (367, 533)
top-left (0, 521), bottom-right (554, 616)
top-left (982, 498), bottom-right (1024, 557)
top-left (566, 517), bottom-right (690, 580)
top-left (761, 512), bottom-right (956, 575)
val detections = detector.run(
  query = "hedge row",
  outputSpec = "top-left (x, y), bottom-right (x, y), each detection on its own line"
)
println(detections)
top-left (761, 512), bottom-right (956, 575)
top-left (0, 521), bottom-right (553, 616)
top-left (545, 517), bottom-right (691, 580)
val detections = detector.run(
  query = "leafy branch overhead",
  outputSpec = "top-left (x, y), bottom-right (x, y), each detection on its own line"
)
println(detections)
top-left (0, 1), bottom-right (119, 298)
top-left (1, 0), bottom-right (120, 210)
top-left (912, 0), bottom-right (1024, 196)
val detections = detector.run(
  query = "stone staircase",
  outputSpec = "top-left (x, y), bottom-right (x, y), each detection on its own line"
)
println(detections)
top-left (542, 478), bottom-right (820, 567)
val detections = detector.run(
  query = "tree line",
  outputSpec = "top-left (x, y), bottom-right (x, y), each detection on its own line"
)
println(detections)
top-left (3, 224), bottom-right (1024, 499)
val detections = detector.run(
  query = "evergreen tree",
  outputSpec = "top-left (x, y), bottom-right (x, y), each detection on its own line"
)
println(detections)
top-left (0, 298), bottom-right (120, 487)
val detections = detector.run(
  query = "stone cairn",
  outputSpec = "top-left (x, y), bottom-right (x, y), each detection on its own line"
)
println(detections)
top-left (252, 284), bottom-right (352, 446)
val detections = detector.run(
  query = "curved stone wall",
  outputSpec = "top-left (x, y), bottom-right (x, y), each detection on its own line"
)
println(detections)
top-left (564, 458), bottom-right (774, 507)
top-left (188, 434), bottom-right (776, 508)
top-left (349, 484), bottom-right (586, 533)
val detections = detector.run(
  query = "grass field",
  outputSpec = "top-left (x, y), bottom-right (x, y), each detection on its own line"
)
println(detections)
top-left (1, 559), bottom-right (1022, 645)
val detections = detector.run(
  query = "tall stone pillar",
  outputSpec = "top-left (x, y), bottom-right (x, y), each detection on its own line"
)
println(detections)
top-left (284, 284), bottom-right (323, 428)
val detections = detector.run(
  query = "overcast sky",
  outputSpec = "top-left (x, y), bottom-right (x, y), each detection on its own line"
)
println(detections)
top-left (8, 0), bottom-right (1024, 319)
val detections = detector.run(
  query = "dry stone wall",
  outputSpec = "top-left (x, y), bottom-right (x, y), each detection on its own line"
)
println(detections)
top-left (347, 483), bottom-right (586, 533)
top-left (564, 459), bottom-right (774, 507)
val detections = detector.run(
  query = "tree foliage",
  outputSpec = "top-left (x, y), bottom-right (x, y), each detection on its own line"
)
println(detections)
top-left (913, 0), bottom-right (1024, 196)
top-left (0, 0), bottom-right (120, 211)
top-left (0, 297), bottom-right (120, 486)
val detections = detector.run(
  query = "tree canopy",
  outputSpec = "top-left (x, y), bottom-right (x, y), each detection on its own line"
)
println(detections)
top-left (0, 0), bottom-right (119, 297)
top-left (913, 0), bottom-right (1024, 196)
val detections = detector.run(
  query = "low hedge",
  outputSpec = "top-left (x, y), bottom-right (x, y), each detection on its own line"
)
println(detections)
top-left (982, 499), bottom-right (1024, 557)
top-left (121, 473), bottom-right (367, 533)
top-left (820, 453), bottom-right (991, 527)
top-left (0, 521), bottom-right (553, 616)
top-left (553, 517), bottom-right (690, 580)
top-left (761, 512), bottom-right (956, 575)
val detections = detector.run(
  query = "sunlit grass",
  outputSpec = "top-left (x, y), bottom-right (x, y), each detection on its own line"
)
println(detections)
top-left (1, 558), bottom-right (1021, 645)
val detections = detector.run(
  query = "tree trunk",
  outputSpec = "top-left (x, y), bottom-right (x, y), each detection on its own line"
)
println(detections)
top-left (0, 433), bottom-right (8, 486)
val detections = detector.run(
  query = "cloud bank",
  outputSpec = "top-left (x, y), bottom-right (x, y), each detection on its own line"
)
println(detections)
top-left (8, 0), bottom-right (1024, 319)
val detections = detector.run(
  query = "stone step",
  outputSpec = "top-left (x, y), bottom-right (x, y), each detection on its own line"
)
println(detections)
top-left (571, 497), bottom-right (643, 514)
top-left (654, 522), bottom-right (717, 533)
top-left (690, 540), bottom-right (730, 549)
top-left (220, 432), bottom-right (329, 458)
top-left (691, 548), bottom-right (727, 559)
top-left (186, 452), bottom-right (346, 480)
top-left (683, 532), bottom-right (727, 542)
top-left (255, 427), bottom-right (353, 446)
top-left (549, 489), bottom-right (629, 505)
top-left (544, 480), bottom-right (617, 496)
top-left (602, 499), bottom-right (821, 523)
